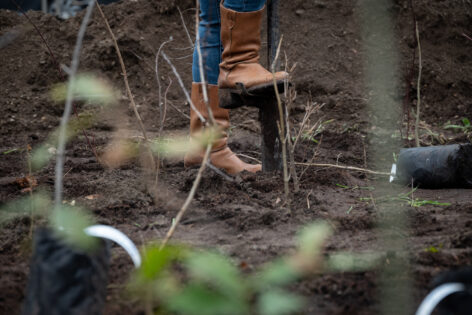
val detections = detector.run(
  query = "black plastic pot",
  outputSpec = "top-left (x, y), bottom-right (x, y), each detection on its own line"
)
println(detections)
top-left (22, 228), bottom-right (110, 315)
top-left (432, 267), bottom-right (472, 315)
top-left (396, 143), bottom-right (472, 188)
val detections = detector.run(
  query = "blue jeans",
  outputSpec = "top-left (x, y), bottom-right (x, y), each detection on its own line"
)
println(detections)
top-left (192, 0), bottom-right (266, 85)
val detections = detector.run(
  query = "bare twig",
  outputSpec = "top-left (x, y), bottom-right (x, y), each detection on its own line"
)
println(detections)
top-left (414, 21), bottom-right (422, 147)
top-left (54, 0), bottom-right (95, 208)
top-left (155, 37), bottom-right (174, 136)
top-left (166, 99), bottom-right (191, 119)
top-left (295, 162), bottom-right (390, 176)
top-left (283, 55), bottom-right (299, 192)
top-left (161, 51), bottom-right (206, 124)
top-left (95, 1), bottom-right (156, 173)
top-left (237, 153), bottom-right (261, 163)
top-left (206, 162), bottom-right (235, 182)
top-left (159, 144), bottom-right (212, 250)
top-left (177, 6), bottom-right (194, 48)
top-left (271, 36), bottom-right (289, 203)
top-left (299, 135), bottom-right (322, 181)
top-left (462, 32), bottom-right (472, 42)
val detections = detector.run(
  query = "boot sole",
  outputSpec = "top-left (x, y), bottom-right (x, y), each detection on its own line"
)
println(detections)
top-left (219, 81), bottom-right (287, 109)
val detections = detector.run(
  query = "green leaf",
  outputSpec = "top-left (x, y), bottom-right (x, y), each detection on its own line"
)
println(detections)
top-left (0, 192), bottom-right (51, 225)
top-left (326, 251), bottom-right (381, 272)
top-left (257, 290), bottom-right (304, 315)
top-left (297, 221), bottom-right (332, 259)
top-left (186, 251), bottom-right (246, 298)
top-left (167, 283), bottom-right (247, 315)
top-left (444, 124), bottom-right (463, 130)
top-left (253, 260), bottom-right (299, 291)
top-left (2, 148), bottom-right (19, 155)
top-left (462, 117), bottom-right (471, 127)
top-left (51, 74), bottom-right (116, 105)
top-left (139, 245), bottom-right (186, 280)
top-left (51, 206), bottom-right (98, 251)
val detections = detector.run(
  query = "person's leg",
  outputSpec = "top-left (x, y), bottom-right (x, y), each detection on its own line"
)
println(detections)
top-left (218, 0), bottom-right (287, 94)
top-left (186, 0), bottom-right (261, 174)
top-left (223, 0), bottom-right (265, 12)
top-left (192, 0), bottom-right (220, 85)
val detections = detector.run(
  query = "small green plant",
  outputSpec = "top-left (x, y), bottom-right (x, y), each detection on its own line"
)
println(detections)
top-left (359, 188), bottom-right (451, 208)
top-left (424, 244), bottom-right (443, 253)
top-left (1, 193), bottom-right (98, 251)
top-left (298, 119), bottom-right (334, 144)
top-left (444, 117), bottom-right (472, 139)
top-left (129, 222), bottom-right (382, 315)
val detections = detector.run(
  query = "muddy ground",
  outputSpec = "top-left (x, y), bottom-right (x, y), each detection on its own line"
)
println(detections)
top-left (1, 0), bottom-right (471, 314)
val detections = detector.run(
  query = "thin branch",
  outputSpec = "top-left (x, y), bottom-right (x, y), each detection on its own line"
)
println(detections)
top-left (295, 162), bottom-right (390, 176)
top-left (414, 21), bottom-right (422, 147)
top-left (271, 36), bottom-right (289, 203)
top-left (55, 0), bottom-right (95, 208)
top-left (95, 1), bottom-right (156, 173)
top-left (161, 51), bottom-right (206, 124)
top-left (462, 32), bottom-right (472, 42)
top-left (299, 135), bottom-right (323, 181)
top-left (160, 78), bottom-right (172, 136)
top-left (206, 162), bottom-right (235, 182)
top-left (155, 37), bottom-right (174, 137)
top-left (159, 144), bottom-right (212, 250)
top-left (177, 6), bottom-right (194, 48)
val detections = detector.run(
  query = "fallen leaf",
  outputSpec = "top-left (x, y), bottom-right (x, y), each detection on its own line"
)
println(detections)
top-left (85, 194), bottom-right (100, 200)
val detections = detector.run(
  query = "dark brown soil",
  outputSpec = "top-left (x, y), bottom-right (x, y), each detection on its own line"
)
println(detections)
top-left (1, 0), bottom-right (471, 314)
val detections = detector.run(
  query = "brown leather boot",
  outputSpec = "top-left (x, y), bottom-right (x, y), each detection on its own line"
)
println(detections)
top-left (184, 83), bottom-right (261, 175)
top-left (218, 4), bottom-right (288, 94)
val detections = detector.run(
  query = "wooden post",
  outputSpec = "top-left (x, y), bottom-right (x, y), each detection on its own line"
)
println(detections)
top-left (261, 0), bottom-right (283, 172)
top-left (259, 96), bottom-right (283, 171)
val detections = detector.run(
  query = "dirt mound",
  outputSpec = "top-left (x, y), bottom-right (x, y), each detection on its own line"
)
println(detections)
top-left (1, 0), bottom-right (471, 314)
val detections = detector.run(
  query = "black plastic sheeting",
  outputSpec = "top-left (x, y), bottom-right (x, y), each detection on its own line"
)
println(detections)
top-left (432, 267), bottom-right (472, 315)
top-left (22, 228), bottom-right (110, 315)
top-left (396, 143), bottom-right (472, 188)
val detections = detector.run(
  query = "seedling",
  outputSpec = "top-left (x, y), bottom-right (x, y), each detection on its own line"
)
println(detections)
top-left (359, 188), bottom-right (451, 208)
top-left (444, 117), bottom-right (472, 138)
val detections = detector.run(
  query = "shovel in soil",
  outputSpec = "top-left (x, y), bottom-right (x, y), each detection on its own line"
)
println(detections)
top-left (392, 143), bottom-right (472, 188)
top-left (22, 225), bottom-right (141, 315)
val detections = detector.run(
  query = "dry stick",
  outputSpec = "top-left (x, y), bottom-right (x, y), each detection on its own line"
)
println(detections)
top-left (283, 55), bottom-right (299, 192)
top-left (10, 0), bottom-right (100, 163)
top-left (271, 36), bottom-right (289, 203)
top-left (155, 37), bottom-right (174, 137)
top-left (462, 32), bottom-right (472, 42)
top-left (161, 51), bottom-right (206, 124)
top-left (299, 135), bottom-right (323, 181)
top-left (414, 21), bottom-right (422, 147)
top-left (159, 144), bottom-right (212, 250)
top-left (162, 78), bottom-right (173, 134)
top-left (55, 0), bottom-right (95, 208)
top-left (95, 1), bottom-right (156, 173)
top-left (295, 162), bottom-right (390, 176)
top-left (177, 6), bottom-right (194, 50)
top-left (26, 145), bottom-right (34, 238)
top-left (158, 0), bottom-right (217, 251)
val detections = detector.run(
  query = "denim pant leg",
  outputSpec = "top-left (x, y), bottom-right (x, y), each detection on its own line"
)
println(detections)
top-left (192, 0), bottom-right (221, 85)
top-left (192, 0), bottom-right (267, 84)
top-left (224, 0), bottom-right (266, 12)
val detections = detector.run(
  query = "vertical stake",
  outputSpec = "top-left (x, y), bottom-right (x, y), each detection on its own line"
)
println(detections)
top-left (260, 0), bottom-right (283, 172)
